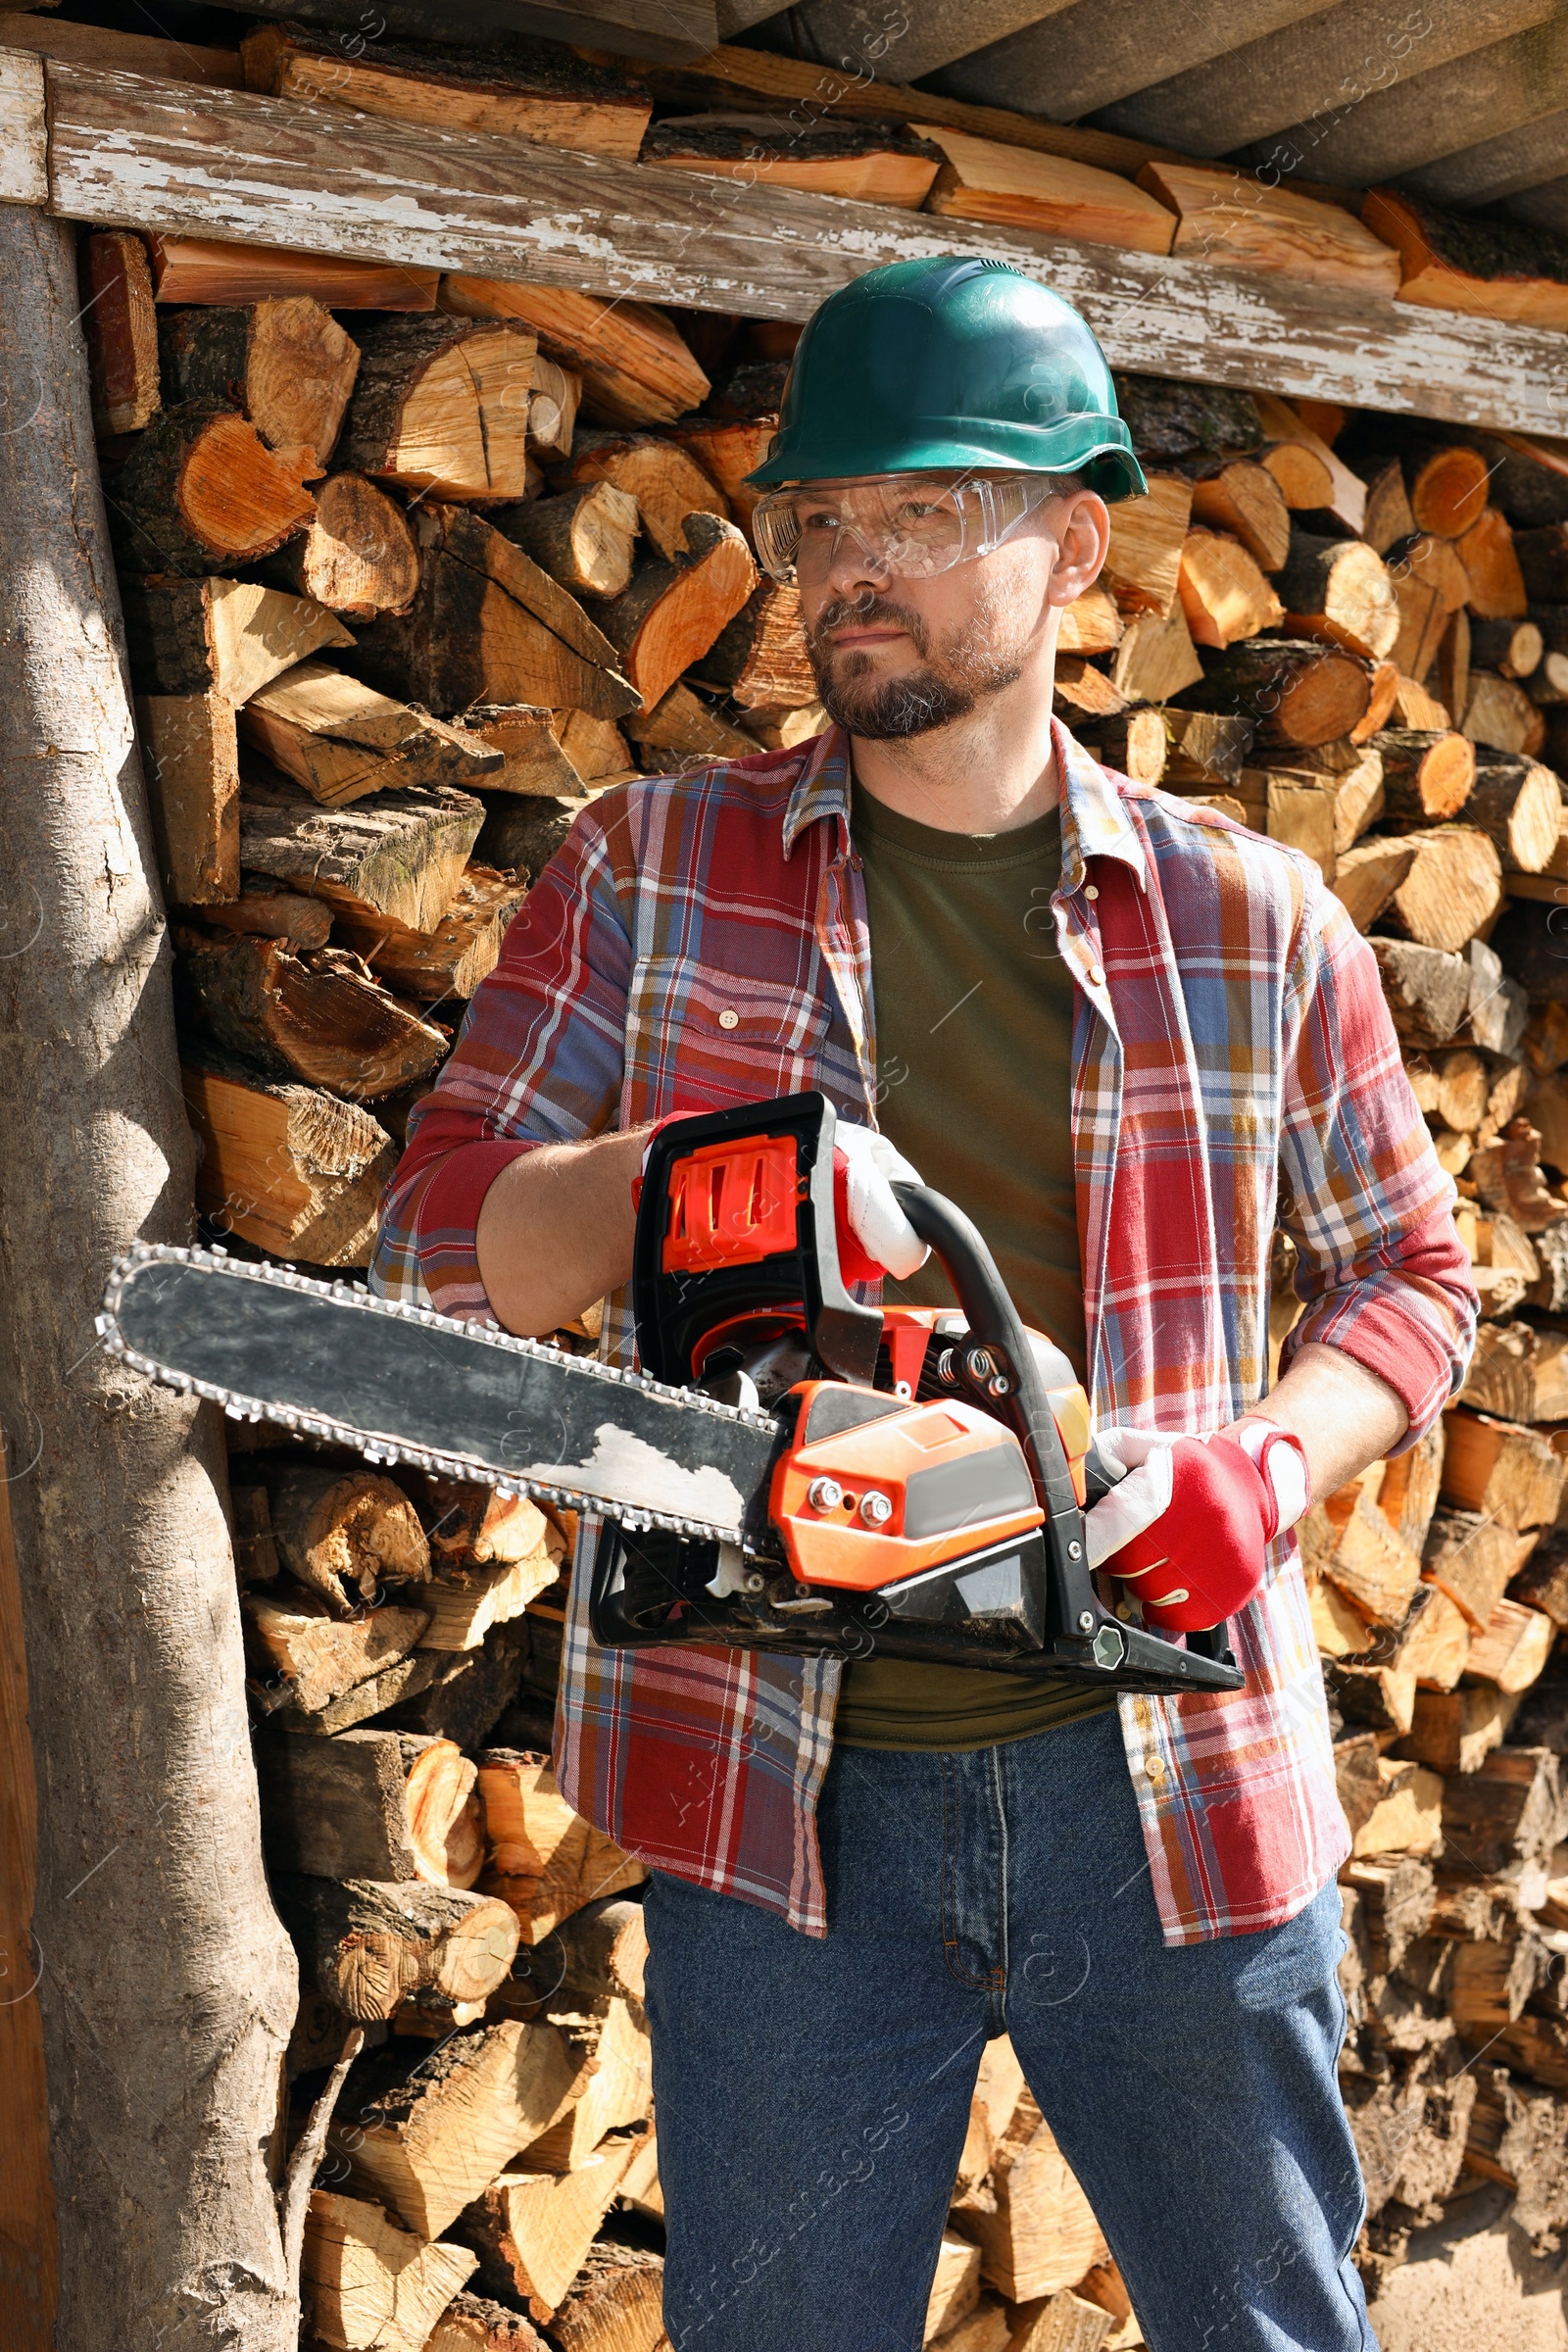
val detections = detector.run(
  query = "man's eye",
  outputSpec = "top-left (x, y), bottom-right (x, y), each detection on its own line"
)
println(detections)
top-left (800, 510), bottom-right (841, 532)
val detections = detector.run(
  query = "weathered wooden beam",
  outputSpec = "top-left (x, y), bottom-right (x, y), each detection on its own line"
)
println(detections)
top-left (931, 0), bottom-right (1331, 126)
top-left (0, 204), bottom-right (299, 2351)
top-left (783, 0), bottom-right (1077, 89)
top-left (26, 58), bottom-right (1568, 433)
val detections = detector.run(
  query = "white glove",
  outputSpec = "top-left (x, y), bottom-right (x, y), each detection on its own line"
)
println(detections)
top-left (833, 1120), bottom-right (930, 1283)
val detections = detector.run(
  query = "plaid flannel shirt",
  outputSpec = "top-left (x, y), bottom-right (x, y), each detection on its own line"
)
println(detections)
top-left (372, 721), bottom-right (1476, 1943)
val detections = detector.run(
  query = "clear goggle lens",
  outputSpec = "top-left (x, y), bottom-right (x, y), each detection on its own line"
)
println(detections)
top-left (751, 474), bottom-right (1055, 586)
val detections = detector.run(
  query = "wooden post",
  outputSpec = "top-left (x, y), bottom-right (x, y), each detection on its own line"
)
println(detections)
top-left (0, 1460), bottom-right (55, 2349)
top-left (0, 209), bottom-right (299, 2348)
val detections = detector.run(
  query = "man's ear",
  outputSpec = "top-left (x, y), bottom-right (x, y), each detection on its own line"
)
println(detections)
top-left (1046, 488), bottom-right (1111, 610)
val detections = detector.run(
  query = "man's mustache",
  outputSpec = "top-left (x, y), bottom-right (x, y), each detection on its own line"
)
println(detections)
top-left (808, 594), bottom-right (929, 659)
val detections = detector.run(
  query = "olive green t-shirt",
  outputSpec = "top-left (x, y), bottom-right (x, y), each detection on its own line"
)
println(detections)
top-left (832, 787), bottom-right (1114, 1751)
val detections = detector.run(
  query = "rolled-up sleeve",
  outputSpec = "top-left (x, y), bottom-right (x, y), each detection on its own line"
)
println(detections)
top-left (370, 805), bottom-right (633, 1319)
top-left (1276, 879), bottom-right (1478, 1445)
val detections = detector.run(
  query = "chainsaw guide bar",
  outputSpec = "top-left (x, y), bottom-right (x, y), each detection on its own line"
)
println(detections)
top-left (98, 1243), bottom-right (779, 1544)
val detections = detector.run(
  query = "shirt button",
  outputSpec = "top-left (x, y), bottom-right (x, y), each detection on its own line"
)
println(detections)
top-left (1085, 884), bottom-right (1100, 901)
top-left (1144, 1754), bottom-right (1165, 1783)
top-left (717, 1009), bottom-right (740, 1030)
top-left (1089, 964), bottom-right (1104, 987)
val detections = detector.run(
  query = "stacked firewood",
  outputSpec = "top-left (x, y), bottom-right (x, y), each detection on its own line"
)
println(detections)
top-left (83, 191), bottom-right (1568, 2346)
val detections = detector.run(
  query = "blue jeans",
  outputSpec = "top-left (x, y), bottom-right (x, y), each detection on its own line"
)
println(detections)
top-left (643, 1706), bottom-right (1373, 2352)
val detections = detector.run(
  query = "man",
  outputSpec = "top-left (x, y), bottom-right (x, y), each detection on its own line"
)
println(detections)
top-left (375, 258), bottom-right (1475, 2349)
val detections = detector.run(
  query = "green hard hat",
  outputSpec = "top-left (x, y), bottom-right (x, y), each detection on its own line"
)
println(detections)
top-left (745, 256), bottom-right (1147, 501)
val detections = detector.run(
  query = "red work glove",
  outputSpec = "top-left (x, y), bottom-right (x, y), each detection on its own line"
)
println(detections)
top-left (1085, 1422), bottom-right (1309, 1631)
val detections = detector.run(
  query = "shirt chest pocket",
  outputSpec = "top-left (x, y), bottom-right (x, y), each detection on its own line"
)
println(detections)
top-left (623, 956), bottom-right (830, 1117)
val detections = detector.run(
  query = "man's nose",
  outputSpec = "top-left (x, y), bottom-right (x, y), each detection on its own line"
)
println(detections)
top-left (822, 525), bottom-right (894, 601)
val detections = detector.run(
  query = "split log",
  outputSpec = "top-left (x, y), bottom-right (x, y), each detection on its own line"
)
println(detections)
top-left (108, 400), bottom-right (315, 574)
top-left (1370, 940), bottom-right (1470, 1048)
top-left (1350, 660), bottom-right (1402, 744)
top-left (302, 2190), bottom-right (476, 2352)
top-left (1456, 507), bottom-right (1529, 620)
top-left (1466, 1598), bottom-right (1557, 1692)
top-left (243, 1589), bottom-right (430, 1717)
top-left (667, 411), bottom-right (773, 537)
top-left (1372, 1582), bottom-right (1472, 1691)
top-left (1136, 159), bottom-right (1399, 294)
top-left (1332, 838), bottom-right (1414, 931)
top-left (240, 662), bottom-right (503, 806)
top-left (1463, 2070), bottom-right (1568, 2256)
top-left (1391, 672), bottom-right (1451, 731)
top-left (646, 113), bottom-right (942, 208)
top-left (1465, 670), bottom-right (1547, 758)
top-left (416, 1542), bottom-right (563, 1654)
top-left (175, 928), bottom-right (449, 1099)
top-left (1435, 608), bottom-right (1471, 726)
top-left (136, 689), bottom-right (240, 905)
top-left (120, 573), bottom-right (353, 699)
top-left (240, 23), bottom-right (652, 158)
top-left (951, 2092), bottom-right (1107, 2301)
top-left (269, 1650), bottom-right (441, 1737)
top-left (555, 711), bottom-right (633, 785)
top-left (1185, 459), bottom-right (1290, 573)
top-left (238, 775), bottom-right (485, 930)
top-left (1161, 710), bottom-right (1252, 787)
top-left (1447, 755), bottom-right (1561, 874)
top-left (500, 482), bottom-right (640, 600)
top-left (925, 2231), bottom-right (984, 2343)
top-left (230, 1482), bottom-right (279, 1586)
top-left (259, 1727), bottom-right (484, 1887)
top-left (1471, 1121), bottom-right (1565, 1233)
top-left (440, 275), bottom-right (708, 429)
top-left (1363, 459), bottom-right (1416, 557)
top-left (1052, 660), bottom-right (1127, 723)
top-left (158, 297), bottom-right (360, 475)
top-left (1192, 639), bottom-right (1370, 746)
top-left (379, 1620), bottom-right (530, 1751)
top-left (264, 1462), bottom-right (430, 1612)
top-left (621, 682), bottom-right (757, 767)
top-left (1441, 1748), bottom-right (1565, 1877)
top-left (1510, 1533), bottom-right (1568, 1628)
top-left (1276, 531), bottom-right (1398, 662)
top-left (741, 702), bottom-right (827, 753)
top-left (599, 513), bottom-right (759, 710)
top-left (1368, 728), bottom-right (1476, 824)
top-left (81, 226), bottom-right (159, 435)
top-left (476, 1749), bottom-right (647, 1944)
top-left (277, 1877), bottom-right (520, 2024)
top-left (518, 1997), bottom-right (652, 2171)
top-left (353, 504), bottom-right (639, 720)
top-left (1256, 436), bottom-right (1334, 514)
top-left (1341, 1856), bottom-right (1435, 1970)
top-left (183, 1059), bottom-right (396, 1263)
top-left (1476, 615), bottom-right (1542, 682)
top-left (460, 2134), bottom-right (644, 2319)
top-left (692, 579), bottom-right (815, 710)
top-left (1465, 933), bottom-right (1530, 1057)
top-left (148, 233), bottom-right (437, 310)
top-left (1353, 1759), bottom-right (1444, 1854)
top-left (1321, 1487), bottom-right (1425, 1628)
top-left (1380, 827), bottom-right (1501, 956)
top-left (1101, 471), bottom-right (1193, 616)
top-left (428, 2291), bottom-right (551, 2352)
top-left (567, 426), bottom-right (728, 563)
top-left (1251, 390), bottom-right (1367, 535)
top-left (1005, 2289), bottom-right (1113, 2352)
top-left (936, 2300), bottom-right (1021, 2352)
top-left (918, 125), bottom-right (1175, 255)
top-left (523, 356), bottom-right (577, 457)
top-left (1388, 532), bottom-right (1472, 681)
top-left (265, 472), bottom-right (420, 619)
top-left (1406, 443), bottom-right (1494, 538)
top-left (1441, 1410), bottom-right (1565, 1530)
top-left (333, 864), bottom-right (528, 1004)
top-left (1105, 375), bottom-right (1260, 466)
top-left (338, 317), bottom-right (536, 501)
top-left (1398, 1686), bottom-right (1519, 1775)
top-left (1364, 187), bottom-right (1568, 333)
top-left (1327, 1659), bottom-right (1417, 1739)
top-left (1176, 528), bottom-right (1283, 648)
top-left (474, 798), bottom-right (583, 882)
top-left (1109, 602), bottom-right (1204, 704)
top-left (547, 2242), bottom-right (664, 2352)
top-left (501, 1893), bottom-right (649, 2022)
top-left (457, 706), bottom-right (582, 799)
top-left (331, 2020), bottom-right (584, 2238)
top-left (1073, 709), bottom-right (1166, 784)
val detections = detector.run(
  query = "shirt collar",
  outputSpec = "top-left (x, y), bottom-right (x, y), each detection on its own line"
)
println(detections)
top-left (779, 713), bottom-right (1147, 894)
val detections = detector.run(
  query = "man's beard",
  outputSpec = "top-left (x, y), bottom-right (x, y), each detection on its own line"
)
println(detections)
top-left (805, 589), bottom-right (1025, 740)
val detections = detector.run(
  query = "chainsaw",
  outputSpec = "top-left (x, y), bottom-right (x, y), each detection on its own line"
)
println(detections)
top-left (98, 1092), bottom-right (1243, 1697)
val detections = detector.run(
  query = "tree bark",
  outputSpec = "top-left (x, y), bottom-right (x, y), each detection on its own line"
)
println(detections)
top-left (0, 209), bottom-right (298, 2349)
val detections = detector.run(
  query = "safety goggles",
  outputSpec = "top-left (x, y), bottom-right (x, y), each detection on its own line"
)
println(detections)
top-left (751, 472), bottom-right (1059, 587)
